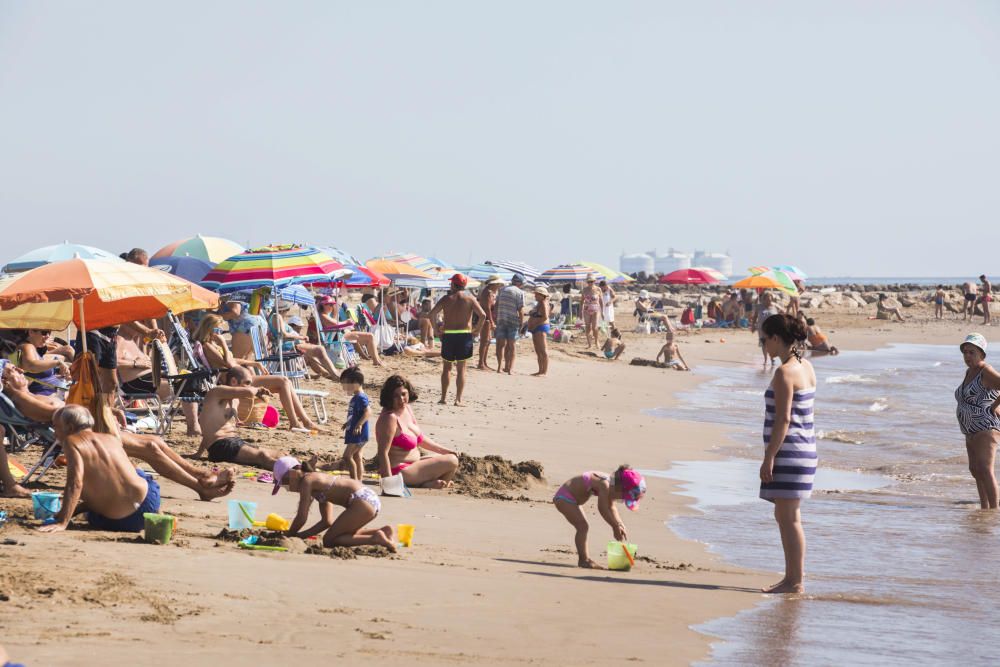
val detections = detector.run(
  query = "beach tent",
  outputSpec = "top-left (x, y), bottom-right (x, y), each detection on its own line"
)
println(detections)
top-left (152, 235), bottom-right (245, 265)
top-left (484, 260), bottom-right (541, 281)
top-left (538, 263), bottom-right (606, 283)
top-left (659, 268), bottom-right (722, 285)
top-left (3, 242), bottom-right (124, 274)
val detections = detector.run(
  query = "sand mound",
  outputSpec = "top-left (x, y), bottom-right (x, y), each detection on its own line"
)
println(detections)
top-left (630, 358), bottom-right (669, 368)
top-left (454, 454), bottom-right (544, 498)
top-left (304, 544), bottom-right (395, 559)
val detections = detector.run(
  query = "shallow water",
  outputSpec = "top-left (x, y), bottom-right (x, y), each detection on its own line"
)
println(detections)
top-left (648, 344), bottom-right (1000, 665)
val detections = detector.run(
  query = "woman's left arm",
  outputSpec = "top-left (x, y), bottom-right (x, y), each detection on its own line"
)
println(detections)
top-left (983, 366), bottom-right (1000, 412)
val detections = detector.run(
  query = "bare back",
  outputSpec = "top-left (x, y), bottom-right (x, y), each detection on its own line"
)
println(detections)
top-left (66, 431), bottom-right (147, 518)
top-left (438, 292), bottom-right (478, 330)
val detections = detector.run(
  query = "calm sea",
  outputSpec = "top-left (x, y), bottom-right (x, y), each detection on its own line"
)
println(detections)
top-left (646, 344), bottom-right (1000, 666)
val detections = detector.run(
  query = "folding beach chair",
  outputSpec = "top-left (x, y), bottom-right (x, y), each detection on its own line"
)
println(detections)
top-left (0, 393), bottom-right (59, 485)
top-left (248, 327), bottom-right (329, 424)
top-left (150, 339), bottom-right (214, 435)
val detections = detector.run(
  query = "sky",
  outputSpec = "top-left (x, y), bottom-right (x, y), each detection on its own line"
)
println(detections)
top-left (1, 1), bottom-right (998, 277)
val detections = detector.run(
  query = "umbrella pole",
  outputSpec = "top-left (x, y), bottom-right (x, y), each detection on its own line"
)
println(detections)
top-left (276, 291), bottom-right (284, 374)
top-left (77, 298), bottom-right (88, 354)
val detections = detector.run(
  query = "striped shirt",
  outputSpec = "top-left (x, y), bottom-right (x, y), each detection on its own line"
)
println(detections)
top-left (496, 285), bottom-right (525, 328)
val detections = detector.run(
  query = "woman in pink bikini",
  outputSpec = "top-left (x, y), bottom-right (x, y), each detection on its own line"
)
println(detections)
top-left (375, 375), bottom-right (460, 489)
top-left (552, 465), bottom-right (646, 568)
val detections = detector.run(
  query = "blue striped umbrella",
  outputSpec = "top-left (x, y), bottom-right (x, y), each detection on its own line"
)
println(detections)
top-left (4, 242), bottom-right (124, 273)
top-left (459, 263), bottom-right (515, 282)
top-left (538, 263), bottom-right (606, 283)
top-left (484, 260), bottom-right (540, 280)
top-left (278, 284), bottom-right (317, 306)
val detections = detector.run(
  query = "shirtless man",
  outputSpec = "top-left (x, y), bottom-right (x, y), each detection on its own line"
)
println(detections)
top-left (1, 363), bottom-right (233, 500)
top-left (964, 281), bottom-right (978, 321)
top-left (428, 274), bottom-right (487, 406)
top-left (195, 366), bottom-right (284, 469)
top-left (980, 275), bottom-right (992, 326)
top-left (37, 405), bottom-right (161, 533)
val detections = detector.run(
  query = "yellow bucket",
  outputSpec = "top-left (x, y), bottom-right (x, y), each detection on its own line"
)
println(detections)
top-left (397, 524), bottom-right (415, 548)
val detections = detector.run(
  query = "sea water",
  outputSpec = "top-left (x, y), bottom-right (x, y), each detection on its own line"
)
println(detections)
top-left (646, 344), bottom-right (1000, 665)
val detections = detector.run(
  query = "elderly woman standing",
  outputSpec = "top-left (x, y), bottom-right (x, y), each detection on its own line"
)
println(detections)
top-left (956, 334), bottom-right (1000, 509)
top-left (526, 285), bottom-right (551, 377)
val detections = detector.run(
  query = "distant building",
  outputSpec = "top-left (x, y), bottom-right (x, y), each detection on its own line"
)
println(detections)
top-left (620, 251), bottom-right (654, 275)
top-left (653, 248), bottom-right (690, 274)
top-left (693, 250), bottom-right (733, 277)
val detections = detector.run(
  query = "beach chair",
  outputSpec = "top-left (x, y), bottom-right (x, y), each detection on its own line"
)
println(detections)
top-left (150, 339), bottom-right (214, 435)
top-left (0, 393), bottom-right (59, 485)
top-left (319, 329), bottom-right (360, 370)
top-left (248, 327), bottom-right (329, 425)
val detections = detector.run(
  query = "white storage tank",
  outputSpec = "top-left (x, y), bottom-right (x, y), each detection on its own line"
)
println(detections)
top-left (653, 248), bottom-right (691, 274)
top-left (620, 252), bottom-right (654, 275)
top-left (692, 251), bottom-right (733, 277)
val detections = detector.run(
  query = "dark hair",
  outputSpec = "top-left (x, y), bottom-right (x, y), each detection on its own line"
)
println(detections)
top-left (806, 318), bottom-right (816, 326)
top-left (761, 313), bottom-right (808, 346)
top-left (361, 293), bottom-right (374, 303)
top-left (379, 374), bottom-right (418, 409)
top-left (562, 283), bottom-right (571, 294)
top-left (300, 460), bottom-right (317, 473)
top-left (599, 280), bottom-right (607, 287)
top-left (613, 464), bottom-right (632, 489)
top-left (126, 248), bottom-right (148, 263)
top-left (937, 284), bottom-right (944, 289)
top-left (340, 367), bottom-right (365, 386)
top-left (224, 365), bottom-right (253, 384)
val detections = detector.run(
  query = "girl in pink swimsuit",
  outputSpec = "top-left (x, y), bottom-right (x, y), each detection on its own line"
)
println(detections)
top-left (552, 465), bottom-right (646, 568)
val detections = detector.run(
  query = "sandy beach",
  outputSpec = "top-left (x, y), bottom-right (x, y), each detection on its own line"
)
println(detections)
top-left (0, 301), bottom-right (973, 665)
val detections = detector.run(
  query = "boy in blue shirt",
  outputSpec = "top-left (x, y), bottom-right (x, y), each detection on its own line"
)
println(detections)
top-left (339, 367), bottom-right (371, 480)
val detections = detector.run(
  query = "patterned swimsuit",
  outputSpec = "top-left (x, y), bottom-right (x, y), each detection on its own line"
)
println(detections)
top-left (760, 386), bottom-right (817, 501)
top-left (955, 370), bottom-right (1000, 436)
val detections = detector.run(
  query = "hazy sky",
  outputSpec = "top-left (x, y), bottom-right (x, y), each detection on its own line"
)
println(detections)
top-left (1, 1), bottom-right (998, 277)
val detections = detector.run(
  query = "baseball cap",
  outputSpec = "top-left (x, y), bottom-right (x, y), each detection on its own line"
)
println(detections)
top-left (511, 273), bottom-right (525, 285)
top-left (272, 456), bottom-right (301, 495)
top-left (961, 333), bottom-right (988, 357)
top-left (620, 469), bottom-right (646, 511)
top-left (451, 273), bottom-right (468, 288)
top-left (316, 294), bottom-right (335, 306)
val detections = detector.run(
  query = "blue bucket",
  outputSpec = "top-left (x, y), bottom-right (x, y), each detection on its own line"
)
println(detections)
top-left (227, 500), bottom-right (257, 530)
top-left (32, 492), bottom-right (61, 520)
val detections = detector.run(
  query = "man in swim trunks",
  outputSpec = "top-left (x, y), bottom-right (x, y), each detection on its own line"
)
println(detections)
top-left (195, 365), bottom-right (285, 469)
top-left (37, 405), bottom-right (161, 533)
top-left (429, 274), bottom-right (487, 406)
top-left (964, 281), bottom-right (978, 321)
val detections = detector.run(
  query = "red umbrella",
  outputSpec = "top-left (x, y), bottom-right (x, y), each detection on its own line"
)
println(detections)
top-left (659, 268), bottom-right (722, 285)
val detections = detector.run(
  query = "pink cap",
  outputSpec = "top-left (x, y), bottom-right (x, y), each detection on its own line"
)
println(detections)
top-left (620, 469), bottom-right (646, 511)
top-left (272, 456), bottom-right (301, 495)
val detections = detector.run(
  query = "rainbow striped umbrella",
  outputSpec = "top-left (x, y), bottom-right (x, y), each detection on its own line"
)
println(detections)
top-left (538, 263), bottom-right (606, 283)
top-left (201, 245), bottom-right (350, 294)
top-left (153, 235), bottom-right (245, 265)
top-left (733, 270), bottom-right (797, 295)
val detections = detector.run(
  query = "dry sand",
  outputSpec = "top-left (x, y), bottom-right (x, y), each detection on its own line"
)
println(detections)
top-left (0, 303), bottom-right (971, 665)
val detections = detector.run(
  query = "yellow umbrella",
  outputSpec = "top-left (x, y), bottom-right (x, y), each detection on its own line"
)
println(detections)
top-left (0, 258), bottom-right (219, 330)
top-left (575, 261), bottom-right (634, 282)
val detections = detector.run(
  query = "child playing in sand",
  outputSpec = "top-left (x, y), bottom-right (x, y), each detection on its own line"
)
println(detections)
top-left (552, 465), bottom-right (646, 568)
top-left (655, 332), bottom-right (690, 371)
top-left (805, 318), bottom-right (839, 355)
top-left (273, 456), bottom-right (396, 551)
top-left (339, 367), bottom-right (371, 480)
top-left (601, 327), bottom-right (626, 361)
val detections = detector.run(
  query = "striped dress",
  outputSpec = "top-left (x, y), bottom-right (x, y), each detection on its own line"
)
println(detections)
top-left (760, 386), bottom-right (817, 501)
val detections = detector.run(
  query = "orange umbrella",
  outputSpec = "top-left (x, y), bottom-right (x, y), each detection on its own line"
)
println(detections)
top-left (0, 258), bottom-right (219, 330)
top-left (364, 259), bottom-right (434, 278)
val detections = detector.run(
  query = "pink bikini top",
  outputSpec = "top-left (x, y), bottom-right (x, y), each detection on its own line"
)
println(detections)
top-left (389, 406), bottom-right (423, 451)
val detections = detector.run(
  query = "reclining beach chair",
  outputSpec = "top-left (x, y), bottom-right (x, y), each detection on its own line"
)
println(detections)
top-left (0, 392), bottom-right (59, 485)
top-left (248, 327), bottom-right (329, 425)
top-left (150, 339), bottom-right (214, 435)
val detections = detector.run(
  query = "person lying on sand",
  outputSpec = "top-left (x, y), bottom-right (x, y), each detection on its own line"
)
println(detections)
top-left (655, 332), bottom-right (690, 371)
top-left (37, 405), bottom-right (161, 533)
top-left (552, 465), bottom-right (646, 568)
top-left (1, 364), bottom-right (234, 500)
top-left (375, 375), bottom-right (459, 489)
top-left (272, 456), bottom-right (396, 551)
top-left (195, 366), bottom-right (285, 470)
top-left (805, 318), bottom-right (839, 355)
top-left (601, 327), bottom-right (626, 361)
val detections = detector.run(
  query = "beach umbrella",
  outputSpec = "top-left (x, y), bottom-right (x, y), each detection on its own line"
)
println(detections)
top-left (317, 246), bottom-right (361, 266)
top-left (459, 263), bottom-right (515, 282)
top-left (732, 270), bottom-right (797, 295)
top-left (152, 235), bottom-right (245, 265)
top-left (149, 256), bottom-right (214, 284)
top-left (339, 264), bottom-right (391, 288)
top-left (659, 268), bottom-right (722, 285)
top-left (0, 259), bottom-right (219, 331)
top-left (3, 241), bottom-right (124, 273)
top-left (365, 259), bottom-right (434, 280)
top-left (538, 263), bottom-right (606, 283)
top-left (278, 284), bottom-right (317, 307)
top-left (201, 245), bottom-right (350, 294)
top-left (574, 261), bottom-right (632, 283)
top-left (484, 260), bottom-right (541, 281)
top-left (772, 265), bottom-right (808, 280)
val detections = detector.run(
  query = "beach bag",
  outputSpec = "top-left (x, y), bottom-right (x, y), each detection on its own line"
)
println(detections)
top-left (237, 396), bottom-right (276, 428)
top-left (372, 307), bottom-right (396, 352)
top-left (380, 474), bottom-right (411, 497)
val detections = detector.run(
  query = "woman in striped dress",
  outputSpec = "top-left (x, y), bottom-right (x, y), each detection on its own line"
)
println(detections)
top-left (759, 313), bottom-right (816, 594)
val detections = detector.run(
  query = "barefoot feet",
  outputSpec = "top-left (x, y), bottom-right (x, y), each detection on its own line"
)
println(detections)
top-left (0, 482), bottom-right (31, 499)
top-left (762, 579), bottom-right (803, 594)
top-left (578, 558), bottom-right (603, 569)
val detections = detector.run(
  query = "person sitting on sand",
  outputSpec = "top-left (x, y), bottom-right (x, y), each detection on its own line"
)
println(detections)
top-left (876, 294), bottom-right (905, 322)
top-left (805, 318), bottom-right (839, 355)
top-left (194, 314), bottom-right (321, 433)
top-left (1, 363), bottom-right (234, 501)
top-left (552, 465), bottom-right (646, 568)
top-left (273, 456), bottom-right (396, 551)
top-left (655, 332), bottom-right (690, 370)
top-left (601, 327), bottom-right (626, 361)
top-left (37, 405), bottom-right (161, 533)
top-left (194, 366), bottom-right (285, 469)
top-left (375, 374), bottom-right (459, 488)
